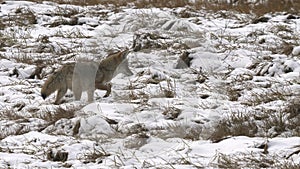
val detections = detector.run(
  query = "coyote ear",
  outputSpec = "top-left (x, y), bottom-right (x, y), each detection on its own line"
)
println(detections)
top-left (41, 93), bottom-right (47, 100)
top-left (121, 48), bottom-right (130, 59)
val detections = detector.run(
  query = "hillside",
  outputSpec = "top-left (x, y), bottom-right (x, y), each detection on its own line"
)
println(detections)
top-left (0, 1), bottom-right (300, 168)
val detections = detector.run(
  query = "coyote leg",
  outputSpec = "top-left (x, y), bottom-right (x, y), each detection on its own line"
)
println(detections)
top-left (96, 83), bottom-right (112, 97)
top-left (73, 89), bottom-right (82, 101)
top-left (72, 76), bottom-right (82, 101)
top-left (87, 88), bottom-right (95, 102)
top-left (55, 86), bottom-right (67, 105)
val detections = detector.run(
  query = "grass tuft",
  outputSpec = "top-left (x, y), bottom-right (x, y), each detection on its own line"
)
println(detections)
top-left (77, 144), bottom-right (110, 164)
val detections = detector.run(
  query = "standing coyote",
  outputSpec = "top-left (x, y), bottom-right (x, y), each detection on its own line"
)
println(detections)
top-left (41, 49), bottom-right (132, 104)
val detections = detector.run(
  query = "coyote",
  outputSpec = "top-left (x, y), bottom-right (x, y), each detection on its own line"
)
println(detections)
top-left (41, 49), bottom-right (132, 104)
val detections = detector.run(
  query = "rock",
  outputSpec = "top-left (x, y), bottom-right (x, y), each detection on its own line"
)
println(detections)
top-left (47, 149), bottom-right (68, 162)
top-left (287, 14), bottom-right (300, 20)
top-left (175, 51), bottom-right (192, 69)
top-left (252, 16), bottom-right (270, 24)
top-left (292, 46), bottom-right (300, 56)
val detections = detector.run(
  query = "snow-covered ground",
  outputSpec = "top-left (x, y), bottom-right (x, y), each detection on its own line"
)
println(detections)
top-left (0, 1), bottom-right (300, 168)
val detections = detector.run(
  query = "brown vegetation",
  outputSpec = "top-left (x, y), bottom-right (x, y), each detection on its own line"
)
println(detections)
top-left (26, 0), bottom-right (300, 16)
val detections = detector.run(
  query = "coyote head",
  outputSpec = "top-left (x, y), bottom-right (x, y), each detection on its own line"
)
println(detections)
top-left (41, 90), bottom-right (52, 100)
top-left (120, 48), bottom-right (130, 60)
top-left (41, 73), bottom-right (58, 100)
top-left (115, 48), bottom-right (133, 76)
top-left (41, 82), bottom-right (51, 100)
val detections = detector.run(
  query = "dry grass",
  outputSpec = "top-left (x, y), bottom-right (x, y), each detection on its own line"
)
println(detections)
top-left (53, 28), bottom-right (90, 39)
top-left (212, 152), bottom-right (300, 169)
top-left (37, 107), bottom-right (76, 123)
top-left (123, 133), bottom-right (149, 149)
top-left (28, 0), bottom-right (190, 8)
top-left (259, 103), bottom-right (300, 138)
top-left (132, 32), bottom-right (170, 52)
top-left (196, 0), bottom-right (300, 16)
top-left (0, 108), bottom-right (31, 139)
top-left (162, 104), bottom-right (181, 120)
top-left (26, 0), bottom-right (300, 16)
top-left (159, 80), bottom-right (176, 98)
top-left (154, 122), bottom-right (202, 141)
top-left (0, 108), bottom-right (25, 121)
top-left (210, 110), bottom-right (258, 143)
top-left (0, 6), bottom-right (36, 27)
top-left (77, 145), bottom-right (110, 164)
top-left (210, 98), bottom-right (300, 142)
top-left (33, 105), bottom-right (82, 133)
top-left (0, 32), bottom-right (17, 50)
top-left (241, 85), bottom-right (292, 106)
